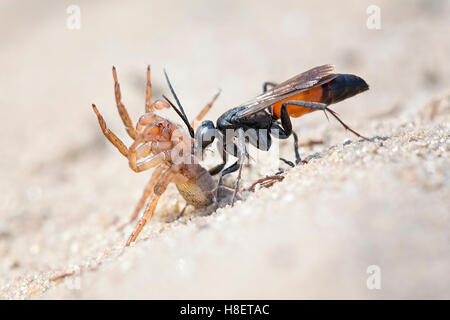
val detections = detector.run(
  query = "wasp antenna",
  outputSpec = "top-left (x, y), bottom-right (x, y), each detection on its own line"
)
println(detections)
top-left (162, 94), bottom-right (195, 138)
top-left (163, 69), bottom-right (195, 137)
top-left (163, 69), bottom-right (189, 120)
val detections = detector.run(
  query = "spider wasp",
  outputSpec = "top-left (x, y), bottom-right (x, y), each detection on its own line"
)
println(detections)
top-left (164, 64), bottom-right (369, 204)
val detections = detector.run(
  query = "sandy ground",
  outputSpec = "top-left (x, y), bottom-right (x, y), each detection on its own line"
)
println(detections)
top-left (0, 0), bottom-right (449, 299)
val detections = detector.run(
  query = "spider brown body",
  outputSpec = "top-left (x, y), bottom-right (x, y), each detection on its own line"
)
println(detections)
top-left (91, 66), bottom-right (221, 246)
top-left (175, 164), bottom-right (216, 208)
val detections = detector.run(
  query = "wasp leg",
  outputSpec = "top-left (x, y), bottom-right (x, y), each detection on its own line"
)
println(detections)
top-left (281, 100), bottom-right (327, 113)
top-left (270, 105), bottom-right (302, 165)
top-left (264, 81), bottom-right (302, 165)
top-left (281, 106), bottom-right (302, 165)
top-left (218, 160), bottom-right (239, 186)
top-left (231, 128), bottom-right (246, 206)
top-left (216, 132), bottom-right (240, 183)
top-left (214, 126), bottom-right (249, 202)
top-left (166, 203), bottom-right (189, 222)
top-left (215, 184), bottom-right (243, 200)
top-left (271, 122), bottom-right (295, 166)
top-left (209, 159), bottom-right (227, 176)
top-left (91, 104), bottom-right (129, 157)
top-left (112, 66), bottom-right (137, 139)
top-left (217, 135), bottom-right (241, 185)
top-left (280, 101), bottom-right (331, 165)
top-left (214, 157), bottom-right (243, 204)
top-left (179, 204), bottom-right (189, 216)
top-left (281, 100), bottom-right (368, 140)
top-left (292, 131), bottom-right (300, 164)
top-left (279, 158), bottom-right (295, 167)
top-left (126, 168), bottom-right (177, 246)
top-left (279, 103), bottom-right (293, 136)
top-left (209, 142), bottom-right (227, 176)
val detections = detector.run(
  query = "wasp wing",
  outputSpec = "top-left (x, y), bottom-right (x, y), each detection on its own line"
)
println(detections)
top-left (234, 64), bottom-right (336, 118)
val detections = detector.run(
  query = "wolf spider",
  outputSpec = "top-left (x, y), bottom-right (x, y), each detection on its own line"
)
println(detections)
top-left (91, 66), bottom-right (225, 246)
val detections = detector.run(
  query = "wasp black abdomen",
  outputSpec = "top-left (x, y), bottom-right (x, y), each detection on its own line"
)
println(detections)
top-left (322, 74), bottom-right (369, 105)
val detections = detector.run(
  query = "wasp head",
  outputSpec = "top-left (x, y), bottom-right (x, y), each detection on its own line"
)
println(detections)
top-left (194, 120), bottom-right (216, 157)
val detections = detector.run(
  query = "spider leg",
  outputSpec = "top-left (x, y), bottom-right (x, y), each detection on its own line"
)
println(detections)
top-left (128, 166), bottom-right (164, 223)
top-left (191, 90), bottom-right (221, 129)
top-left (128, 124), bottom-right (173, 172)
top-left (126, 168), bottom-right (177, 246)
top-left (112, 66), bottom-right (137, 139)
top-left (135, 141), bottom-right (173, 160)
top-left (136, 100), bottom-right (171, 134)
top-left (129, 148), bottom-right (169, 173)
top-left (145, 65), bottom-right (152, 112)
top-left (91, 104), bottom-right (129, 157)
top-left (248, 175), bottom-right (285, 192)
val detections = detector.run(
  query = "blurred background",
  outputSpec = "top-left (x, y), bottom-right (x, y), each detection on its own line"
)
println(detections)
top-left (0, 0), bottom-right (449, 299)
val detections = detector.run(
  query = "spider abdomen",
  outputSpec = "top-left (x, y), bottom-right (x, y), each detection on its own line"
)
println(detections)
top-left (175, 164), bottom-right (216, 208)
